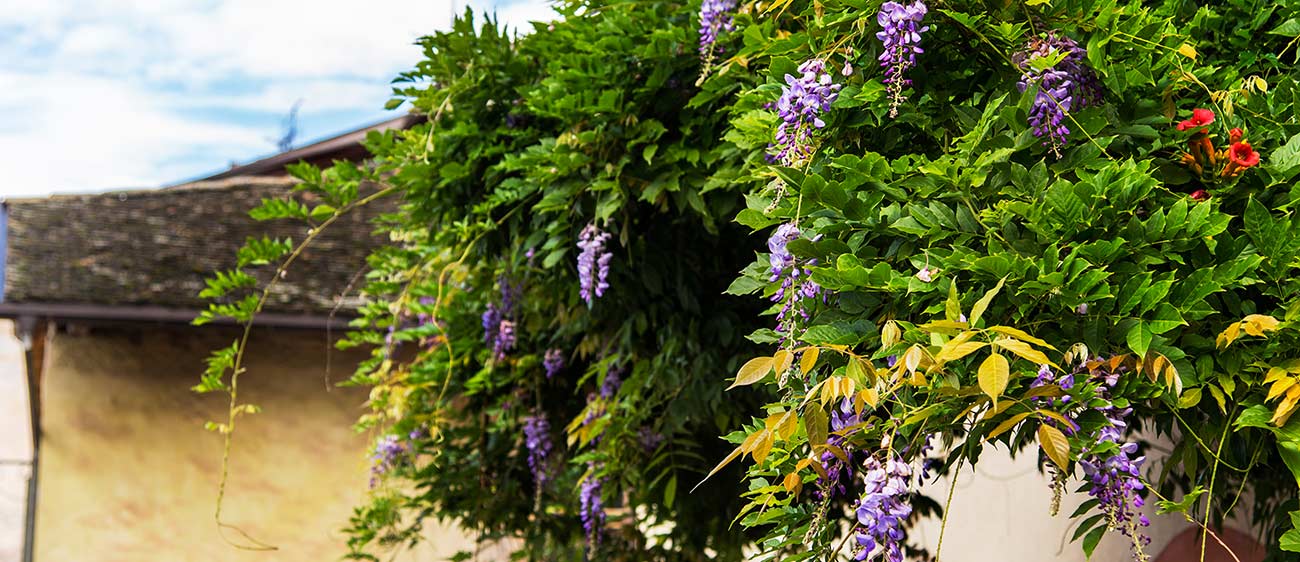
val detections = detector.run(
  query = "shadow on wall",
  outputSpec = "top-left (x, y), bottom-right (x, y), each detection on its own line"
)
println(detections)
top-left (1155, 527), bottom-right (1265, 562)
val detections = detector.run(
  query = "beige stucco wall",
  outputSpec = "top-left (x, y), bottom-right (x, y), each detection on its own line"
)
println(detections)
top-left (0, 320), bottom-right (33, 561)
top-left (21, 319), bottom-right (1257, 561)
top-left (32, 323), bottom-right (480, 562)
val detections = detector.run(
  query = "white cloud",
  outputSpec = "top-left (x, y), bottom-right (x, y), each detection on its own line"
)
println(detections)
top-left (0, 0), bottom-right (556, 197)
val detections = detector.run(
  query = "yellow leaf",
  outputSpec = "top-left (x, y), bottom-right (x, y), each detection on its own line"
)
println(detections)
top-left (800, 347), bottom-right (820, 375)
top-left (1023, 384), bottom-right (1064, 399)
top-left (1177, 43), bottom-right (1198, 60)
top-left (1025, 0), bottom-right (1051, 5)
top-left (1270, 378), bottom-right (1297, 402)
top-left (1217, 322), bottom-right (1241, 349)
top-left (921, 319), bottom-right (969, 334)
top-left (903, 345), bottom-right (924, 374)
top-left (779, 412), bottom-right (798, 440)
top-left (805, 403), bottom-right (828, 446)
top-left (996, 338), bottom-right (1053, 367)
top-left (741, 428), bottom-right (767, 453)
top-left (978, 353), bottom-right (1010, 404)
top-left (969, 277), bottom-right (1006, 327)
top-left (1038, 424), bottom-right (1071, 469)
top-left (692, 445), bottom-right (744, 493)
top-left (980, 400), bottom-right (1013, 422)
top-left (1036, 410), bottom-right (1076, 429)
top-left (838, 376), bottom-right (857, 398)
top-left (986, 411), bottom-right (1032, 440)
top-left (753, 433), bottom-right (775, 464)
top-left (820, 377), bottom-right (841, 404)
top-left (1273, 399), bottom-right (1299, 426)
top-left (773, 350), bottom-right (794, 378)
top-left (782, 472), bottom-right (802, 493)
top-left (881, 321), bottom-right (901, 347)
top-left (987, 326), bottom-right (1056, 350)
top-left (1245, 314), bottom-right (1280, 333)
top-left (858, 388), bottom-right (879, 408)
top-left (729, 356), bottom-right (774, 389)
top-left (1266, 366), bottom-right (1289, 384)
top-left (938, 340), bottom-right (988, 363)
top-left (1162, 355), bottom-right (1182, 395)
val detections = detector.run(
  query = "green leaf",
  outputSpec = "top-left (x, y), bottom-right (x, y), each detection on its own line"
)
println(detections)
top-left (310, 204), bottom-right (336, 221)
top-left (1126, 322), bottom-right (1153, 357)
top-left (1081, 525), bottom-right (1106, 558)
top-left (1156, 486), bottom-right (1206, 515)
top-left (968, 277), bottom-right (1006, 326)
top-left (1176, 387), bottom-right (1202, 409)
top-left (1269, 19), bottom-right (1300, 37)
top-left (664, 475), bottom-right (677, 509)
top-left (1278, 440), bottom-right (1300, 489)
top-left (1271, 133), bottom-right (1300, 179)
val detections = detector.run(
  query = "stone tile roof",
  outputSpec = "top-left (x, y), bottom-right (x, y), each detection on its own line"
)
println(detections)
top-left (3, 177), bottom-right (391, 316)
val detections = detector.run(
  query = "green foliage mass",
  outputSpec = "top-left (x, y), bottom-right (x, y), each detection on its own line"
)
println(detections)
top-left (196, 0), bottom-right (1300, 560)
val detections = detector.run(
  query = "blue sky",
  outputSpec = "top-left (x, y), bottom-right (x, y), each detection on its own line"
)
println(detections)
top-left (0, 0), bottom-right (554, 197)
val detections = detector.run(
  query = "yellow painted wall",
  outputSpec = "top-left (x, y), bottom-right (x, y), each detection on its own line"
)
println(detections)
top-left (32, 324), bottom-right (484, 562)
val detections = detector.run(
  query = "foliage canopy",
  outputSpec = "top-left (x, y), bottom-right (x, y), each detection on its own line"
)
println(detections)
top-left (197, 0), bottom-right (1300, 560)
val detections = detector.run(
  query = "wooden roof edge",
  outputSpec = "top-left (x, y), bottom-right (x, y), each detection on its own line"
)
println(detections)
top-left (0, 301), bottom-right (353, 330)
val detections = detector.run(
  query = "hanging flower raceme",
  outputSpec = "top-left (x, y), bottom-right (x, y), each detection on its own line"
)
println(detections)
top-left (522, 414), bottom-right (553, 487)
top-left (1013, 32), bottom-right (1103, 156)
top-left (579, 468), bottom-right (606, 549)
top-left (697, 0), bottom-right (737, 63)
top-left (875, 0), bottom-right (929, 118)
top-left (638, 426), bottom-right (665, 452)
top-left (1174, 109), bottom-right (1260, 182)
top-left (816, 399), bottom-right (867, 500)
top-left (771, 59), bottom-right (841, 166)
top-left (482, 277), bottom-right (521, 360)
top-left (577, 223), bottom-right (612, 307)
top-left (368, 434), bottom-right (408, 487)
top-left (767, 223), bottom-right (823, 336)
top-left (1029, 363), bottom-right (1076, 413)
top-left (1079, 363), bottom-right (1151, 561)
top-left (543, 348), bottom-right (565, 379)
top-left (852, 455), bottom-right (913, 562)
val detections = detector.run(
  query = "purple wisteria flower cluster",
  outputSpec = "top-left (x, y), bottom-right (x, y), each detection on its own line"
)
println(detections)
top-left (579, 364), bottom-right (626, 441)
top-left (1013, 32), bottom-right (1103, 156)
top-left (768, 223), bottom-right (823, 336)
top-left (1029, 363), bottom-right (1077, 418)
top-left (638, 426), bottom-right (665, 452)
top-left (599, 365), bottom-right (623, 399)
top-left (543, 348), bottom-right (565, 379)
top-left (698, 0), bottom-right (737, 62)
top-left (369, 434), bottom-right (408, 487)
top-left (482, 276), bottom-right (521, 360)
top-left (523, 414), bottom-right (553, 487)
top-left (852, 455), bottom-right (913, 562)
top-left (577, 223), bottom-right (613, 307)
top-left (579, 468), bottom-right (606, 549)
top-left (816, 399), bottom-right (866, 500)
top-left (771, 59), bottom-right (841, 166)
top-left (875, 0), bottom-right (929, 117)
top-left (1079, 365), bottom-right (1151, 560)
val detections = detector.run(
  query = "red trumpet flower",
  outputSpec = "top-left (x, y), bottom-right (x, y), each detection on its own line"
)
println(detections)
top-left (1229, 128), bottom-right (1243, 143)
top-left (1177, 108), bottom-right (1216, 132)
top-left (1228, 141), bottom-right (1260, 168)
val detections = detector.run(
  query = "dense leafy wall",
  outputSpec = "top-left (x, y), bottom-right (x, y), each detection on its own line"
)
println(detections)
top-left (196, 0), bottom-right (1300, 560)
